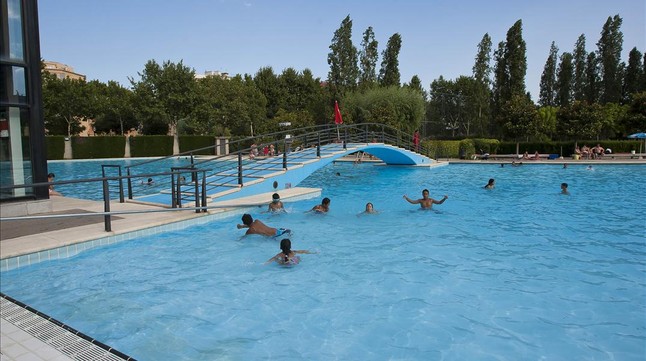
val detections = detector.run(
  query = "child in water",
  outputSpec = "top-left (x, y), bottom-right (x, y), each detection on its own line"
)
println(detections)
top-left (265, 239), bottom-right (315, 265)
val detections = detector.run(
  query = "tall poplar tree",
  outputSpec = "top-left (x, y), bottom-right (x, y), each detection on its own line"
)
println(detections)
top-left (573, 34), bottom-right (587, 101)
top-left (379, 33), bottom-right (402, 87)
top-left (539, 42), bottom-right (558, 106)
top-left (491, 41), bottom-right (508, 121)
top-left (505, 20), bottom-right (528, 98)
top-left (623, 47), bottom-right (643, 101)
top-left (597, 15), bottom-right (623, 104)
top-left (404, 75), bottom-right (427, 100)
top-left (472, 33), bottom-right (492, 86)
top-left (472, 33), bottom-right (492, 135)
top-left (555, 52), bottom-right (574, 107)
top-left (358, 26), bottom-right (379, 89)
top-left (584, 52), bottom-right (601, 103)
top-left (327, 15), bottom-right (359, 101)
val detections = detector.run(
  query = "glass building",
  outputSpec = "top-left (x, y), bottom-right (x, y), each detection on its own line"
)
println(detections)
top-left (1, 0), bottom-right (48, 201)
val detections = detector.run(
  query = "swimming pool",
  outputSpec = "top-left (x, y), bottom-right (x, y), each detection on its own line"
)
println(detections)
top-left (47, 157), bottom-right (194, 201)
top-left (2, 163), bottom-right (645, 360)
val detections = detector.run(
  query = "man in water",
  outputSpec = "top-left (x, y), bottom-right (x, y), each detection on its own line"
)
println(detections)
top-left (311, 197), bottom-right (331, 213)
top-left (237, 214), bottom-right (290, 237)
top-left (268, 193), bottom-right (285, 212)
top-left (403, 189), bottom-right (448, 210)
top-left (561, 183), bottom-right (570, 195)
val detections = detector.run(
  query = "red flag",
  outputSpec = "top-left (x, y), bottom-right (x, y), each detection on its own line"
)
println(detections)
top-left (334, 101), bottom-right (343, 125)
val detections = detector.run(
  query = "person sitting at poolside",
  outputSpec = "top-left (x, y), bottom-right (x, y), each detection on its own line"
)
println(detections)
top-left (560, 183), bottom-right (570, 195)
top-left (268, 193), bottom-right (285, 213)
top-left (532, 151), bottom-right (540, 160)
top-left (403, 189), bottom-right (448, 210)
top-left (265, 238), bottom-right (315, 265)
top-left (47, 173), bottom-right (62, 196)
top-left (484, 178), bottom-right (495, 189)
top-left (310, 197), bottom-right (330, 213)
top-left (237, 214), bottom-right (290, 237)
top-left (522, 151), bottom-right (530, 159)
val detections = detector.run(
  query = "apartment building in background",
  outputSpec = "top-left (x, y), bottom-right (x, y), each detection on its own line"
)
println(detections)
top-left (43, 60), bottom-right (86, 81)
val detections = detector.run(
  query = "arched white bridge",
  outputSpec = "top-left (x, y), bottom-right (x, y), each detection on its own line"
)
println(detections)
top-left (131, 141), bottom-right (447, 207)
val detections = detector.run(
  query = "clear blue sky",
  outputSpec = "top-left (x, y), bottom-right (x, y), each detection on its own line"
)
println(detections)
top-left (38, 0), bottom-right (645, 100)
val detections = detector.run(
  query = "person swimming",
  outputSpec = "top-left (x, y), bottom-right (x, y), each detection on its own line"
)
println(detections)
top-left (265, 239), bottom-right (315, 265)
top-left (237, 214), bottom-right (291, 237)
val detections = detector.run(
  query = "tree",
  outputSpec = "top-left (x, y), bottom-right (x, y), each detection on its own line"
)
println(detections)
top-left (190, 74), bottom-right (266, 136)
top-left (597, 15), bottom-right (623, 104)
top-left (555, 52), bottom-right (574, 107)
top-left (491, 41), bottom-right (507, 122)
top-left (253, 66), bottom-right (283, 119)
top-left (327, 15), bottom-right (359, 100)
top-left (344, 86), bottom-right (425, 132)
top-left (404, 75), bottom-right (426, 100)
top-left (505, 20), bottom-right (528, 98)
top-left (584, 52), bottom-right (601, 103)
top-left (623, 47), bottom-right (643, 101)
top-left (620, 91), bottom-right (646, 134)
top-left (499, 94), bottom-right (539, 141)
top-left (93, 81), bottom-right (136, 135)
top-left (379, 33), bottom-right (402, 87)
top-left (573, 34), bottom-right (587, 101)
top-left (556, 101), bottom-right (604, 139)
top-left (471, 33), bottom-right (493, 137)
top-left (358, 26), bottom-right (379, 90)
top-left (472, 33), bottom-right (492, 86)
top-left (41, 74), bottom-right (91, 136)
top-left (130, 60), bottom-right (196, 135)
top-left (537, 106), bottom-right (558, 140)
top-left (539, 42), bottom-right (558, 106)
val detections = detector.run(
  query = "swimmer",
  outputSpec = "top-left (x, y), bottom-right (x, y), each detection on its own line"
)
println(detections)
top-left (265, 238), bottom-right (315, 265)
top-left (561, 183), bottom-right (570, 195)
top-left (563, 163), bottom-right (568, 169)
top-left (142, 177), bottom-right (154, 185)
top-left (586, 165), bottom-right (593, 171)
top-left (268, 193), bottom-right (285, 213)
top-left (361, 202), bottom-right (378, 214)
top-left (47, 173), bottom-right (62, 196)
top-left (237, 214), bottom-right (290, 237)
top-left (310, 197), bottom-right (330, 213)
top-left (403, 189), bottom-right (448, 210)
top-left (484, 178), bottom-right (495, 189)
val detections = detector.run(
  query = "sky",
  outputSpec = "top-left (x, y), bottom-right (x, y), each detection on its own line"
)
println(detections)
top-left (38, 0), bottom-right (645, 101)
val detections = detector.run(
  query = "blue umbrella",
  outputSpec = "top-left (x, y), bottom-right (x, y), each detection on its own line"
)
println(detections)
top-left (627, 132), bottom-right (646, 154)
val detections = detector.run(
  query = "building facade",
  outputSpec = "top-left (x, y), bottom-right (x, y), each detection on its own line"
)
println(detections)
top-left (43, 60), bottom-right (86, 81)
top-left (0, 0), bottom-right (48, 201)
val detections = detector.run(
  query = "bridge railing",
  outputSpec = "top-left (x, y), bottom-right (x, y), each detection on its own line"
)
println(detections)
top-left (122, 123), bottom-right (429, 202)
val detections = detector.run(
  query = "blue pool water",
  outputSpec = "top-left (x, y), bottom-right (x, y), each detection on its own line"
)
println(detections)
top-left (47, 157), bottom-right (194, 201)
top-left (2, 163), bottom-right (646, 360)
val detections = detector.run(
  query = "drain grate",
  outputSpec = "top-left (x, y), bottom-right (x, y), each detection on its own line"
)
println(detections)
top-left (1, 293), bottom-right (136, 360)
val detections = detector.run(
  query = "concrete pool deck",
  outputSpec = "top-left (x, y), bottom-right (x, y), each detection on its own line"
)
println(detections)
top-left (0, 187), bottom-right (321, 361)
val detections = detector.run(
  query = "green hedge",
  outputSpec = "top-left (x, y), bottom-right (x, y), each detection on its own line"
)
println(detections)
top-left (129, 136), bottom-right (174, 157)
top-left (423, 140), bottom-right (461, 159)
top-left (179, 136), bottom-right (216, 155)
top-left (45, 136), bottom-right (66, 160)
top-left (72, 136), bottom-right (126, 159)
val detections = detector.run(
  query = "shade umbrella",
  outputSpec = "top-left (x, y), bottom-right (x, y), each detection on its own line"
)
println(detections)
top-left (627, 132), bottom-right (646, 154)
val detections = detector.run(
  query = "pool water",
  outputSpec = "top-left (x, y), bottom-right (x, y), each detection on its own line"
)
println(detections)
top-left (47, 157), bottom-right (194, 201)
top-left (2, 163), bottom-right (645, 360)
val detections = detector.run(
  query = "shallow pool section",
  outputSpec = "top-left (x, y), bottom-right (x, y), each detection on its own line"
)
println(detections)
top-left (2, 163), bottom-right (645, 360)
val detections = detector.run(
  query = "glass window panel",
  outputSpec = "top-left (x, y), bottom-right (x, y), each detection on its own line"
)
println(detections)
top-left (7, 0), bottom-right (25, 60)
